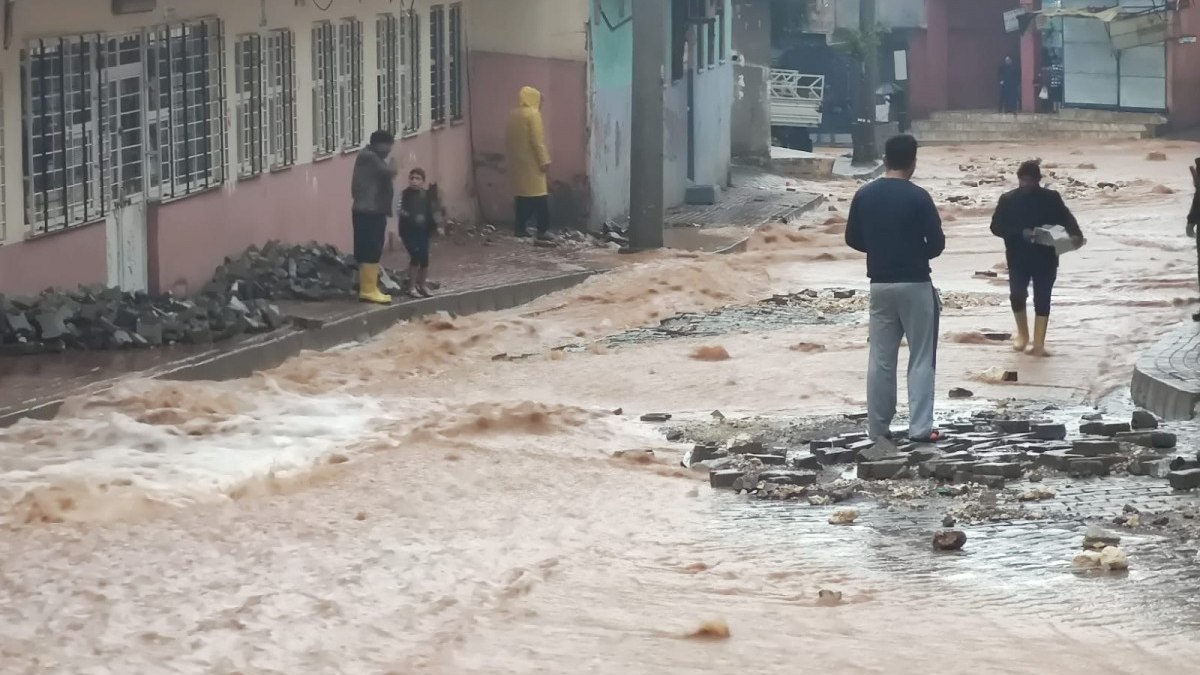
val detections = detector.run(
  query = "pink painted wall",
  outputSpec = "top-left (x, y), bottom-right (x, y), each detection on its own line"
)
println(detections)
top-left (153, 126), bottom-right (474, 295)
top-left (468, 51), bottom-right (589, 228)
top-left (909, 4), bottom-right (948, 120)
top-left (0, 223), bottom-right (108, 295)
top-left (1169, 7), bottom-right (1200, 130)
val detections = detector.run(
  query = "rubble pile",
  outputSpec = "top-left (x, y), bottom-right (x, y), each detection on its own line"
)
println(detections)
top-left (0, 241), bottom-right (400, 355)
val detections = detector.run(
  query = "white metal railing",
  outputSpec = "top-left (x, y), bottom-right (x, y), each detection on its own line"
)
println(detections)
top-left (769, 68), bottom-right (824, 128)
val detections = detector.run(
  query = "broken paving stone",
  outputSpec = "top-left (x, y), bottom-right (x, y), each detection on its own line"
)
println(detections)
top-left (1067, 458), bottom-right (1110, 478)
top-left (745, 454), bottom-right (787, 466)
top-left (1032, 423), bottom-right (1067, 441)
top-left (856, 438), bottom-right (901, 462)
top-left (932, 530), bottom-right (967, 551)
top-left (857, 459), bottom-right (910, 481)
top-left (640, 413), bottom-right (672, 423)
top-left (728, 438), bottom-right (766, 455)
top-left (1101, 422), bottom-right (1132, 437)
top-left (1114, 431), bottom-right (1176, 450)
top-left (994, 420), bottom-right (1032, 434)
top-left (683, 444), bottom-right (726, 466)
top-left (832, 290), bottom-right (856, 299)
top-left (1018, 487), bottom-right (1056, 502)
top-left (1169, 468), bottom-right (1200, 491)
top-left (948, 387), bottom-right (974, 399)
top-left (709, 470), bottom-right (745, 490)
top-left (1131, 409), bottom-right (1159, 430)
top-left (759, 470), bottom-right (817, 486)
top-left (1083, 525), bottom-right (1121, 550)
top-left (1072, 439), bottom-right (1121, 457)
top-left (973, 462), bottom-right (1023, 480)
top-left (792, 452), bottom-right (822, 471)
top-left (1128, 455), bottom-right (1172, 478)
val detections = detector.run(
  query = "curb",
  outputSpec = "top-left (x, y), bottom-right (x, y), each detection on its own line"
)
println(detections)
top-left (1131, 323), bottom-right (1200, 421)
top-left (0, 271), bottom-right (595, 428)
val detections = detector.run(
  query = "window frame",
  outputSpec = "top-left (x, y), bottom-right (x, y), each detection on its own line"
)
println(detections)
top-left (400, 8), bottom-right (422, 136)
top-left (236, 28), bottom-right (297, 178)
top-left (429, 5), bottom-right (447, 127)
top-left (376, 13), bottom-right (400, 134)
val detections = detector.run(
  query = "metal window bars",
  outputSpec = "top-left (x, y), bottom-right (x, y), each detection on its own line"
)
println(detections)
top-left (337, 18), bottom-right (364, 150)
top-left (400, 8), bottom-right (421, 135)
top-left (312, 22), bottom-right (336, 157)
top-left (236, 29), bottom-right (297, 177)
top-left (429, 5), bottom-right (446, 127)
top-left (377, 14), bottom-right (400, 134)
top-left (449, 3), bottom-right (463, 121)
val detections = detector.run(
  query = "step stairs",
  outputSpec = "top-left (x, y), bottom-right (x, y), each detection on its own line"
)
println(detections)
top-left (912, 109), bottom-right (1166, 144)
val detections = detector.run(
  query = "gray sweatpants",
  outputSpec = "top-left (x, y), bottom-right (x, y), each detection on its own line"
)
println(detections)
top-left (867, 282), bottom-right (941, 441)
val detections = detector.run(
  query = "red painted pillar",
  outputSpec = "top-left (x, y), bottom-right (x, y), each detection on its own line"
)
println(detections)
top-left (1020, 0), bottom-right (1041, 112)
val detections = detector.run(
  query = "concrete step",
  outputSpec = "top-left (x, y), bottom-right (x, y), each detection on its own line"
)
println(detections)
top-left (914, 120), bottom-right (1155, 133)
top-left (929, 109), bottom-right (1166, 126)
top-left (913, 127), bottom-right (1149, 144)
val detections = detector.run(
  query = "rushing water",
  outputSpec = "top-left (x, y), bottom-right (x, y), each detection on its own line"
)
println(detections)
top-left (1, 140), bottom-right (1200, 673)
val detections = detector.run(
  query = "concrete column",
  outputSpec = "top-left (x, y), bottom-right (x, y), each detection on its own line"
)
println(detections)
top-left (629, 0), bottom-right (666, 250)
top-left (1020, 0), bottom-right (1041, 112)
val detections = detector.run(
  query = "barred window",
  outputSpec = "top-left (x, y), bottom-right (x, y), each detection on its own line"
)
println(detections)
top-left (400, 8), bottom-right (421, 135)
top-left (706, 18), bottom-right (716, 68)
top-left (145, 19), bottom-right (227, 201)
top-left (236, 29), bottom-right (297, 177)
top-left (717, 2), bottom-right (727, 62)
top-left (0, 76), bottom-right (6, 242)
top-left (312, 18), bottom-right (363, 157)
top-left (21, 19), bottom-right (225, 235)
top-left (377, 14), bottom-right (400, 134)
top-left (448, 3), bottom-right (463, 121)
top-left (429, 5), bottom-right (446, 127)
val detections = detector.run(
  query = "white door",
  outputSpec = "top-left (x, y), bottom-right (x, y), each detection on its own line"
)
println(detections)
top-left (102, 32), bottom-right (150, 291)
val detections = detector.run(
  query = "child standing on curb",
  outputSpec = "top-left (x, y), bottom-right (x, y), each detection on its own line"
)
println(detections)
top-left (397, 168), bottom-right (439, 297)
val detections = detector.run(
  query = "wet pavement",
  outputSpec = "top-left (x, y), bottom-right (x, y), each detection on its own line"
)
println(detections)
top-left (1, 139), bottom-right (1200, 672)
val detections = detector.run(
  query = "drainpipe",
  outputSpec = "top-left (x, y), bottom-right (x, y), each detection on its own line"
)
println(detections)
top-left (629, 0), bottom-right (666, 250)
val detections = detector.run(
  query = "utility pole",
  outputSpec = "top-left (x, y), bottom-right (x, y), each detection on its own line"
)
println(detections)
top-left (629, 0), bottom-right (666, 250)
top-left (852, 0), bottom-right (879, 165)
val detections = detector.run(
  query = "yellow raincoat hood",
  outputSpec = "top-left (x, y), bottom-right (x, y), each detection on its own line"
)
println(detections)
top-left (506, 86), bottom-right (551, 198)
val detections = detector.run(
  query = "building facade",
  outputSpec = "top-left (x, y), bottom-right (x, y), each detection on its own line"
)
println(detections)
top-left (0, 0), bottom-right (476, 297)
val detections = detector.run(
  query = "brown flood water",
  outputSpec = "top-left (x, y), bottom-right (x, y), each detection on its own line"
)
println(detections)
top-left (2, 140), bottom-right (1200, 673)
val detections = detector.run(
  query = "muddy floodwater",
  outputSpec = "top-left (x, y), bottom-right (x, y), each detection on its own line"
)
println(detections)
top-left (3, 140), bottom-right (1200, 673)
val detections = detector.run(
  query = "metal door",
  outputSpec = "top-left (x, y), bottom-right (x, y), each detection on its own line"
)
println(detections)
top-left (1062, 0), bottom-right (1167, 110)
top-left (102, 32), bottom-right (150, 291)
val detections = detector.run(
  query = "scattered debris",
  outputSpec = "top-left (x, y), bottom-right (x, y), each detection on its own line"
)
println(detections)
top-left (685, 619), bottom-right (731, 640)
top-left (828, 508), bottom-right (860, 525)
top-left (640, 413), bottom-right (673, 423)
top-left (817, 589), bottom-right (844, 606)
top-left (948, 387), bottom-right (974, 399)
top-left (690, 345), bottom-right (732, 361)
top-left (932, 530), bottom-right (968, 551)
top-left (1146, 151), bottom-right (1168, 161)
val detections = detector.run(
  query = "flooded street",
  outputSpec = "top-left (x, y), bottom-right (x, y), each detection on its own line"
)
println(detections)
top-left (3, 139), bottom-right (1200, 673)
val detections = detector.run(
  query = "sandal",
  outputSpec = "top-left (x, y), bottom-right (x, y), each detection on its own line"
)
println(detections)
top-left (908, 431), bottom-right (945, 444)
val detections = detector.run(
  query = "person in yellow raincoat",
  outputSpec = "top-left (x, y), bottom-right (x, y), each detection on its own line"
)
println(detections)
top-left (505, 86), bottom-right (553, 241)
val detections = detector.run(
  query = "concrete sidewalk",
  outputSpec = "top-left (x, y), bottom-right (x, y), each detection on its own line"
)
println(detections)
top-left (1133, 321), bottom-right (1200, 421)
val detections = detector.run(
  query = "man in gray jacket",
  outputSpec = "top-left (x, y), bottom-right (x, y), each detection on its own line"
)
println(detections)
top-left (351, 130), bottom-right (398, 304)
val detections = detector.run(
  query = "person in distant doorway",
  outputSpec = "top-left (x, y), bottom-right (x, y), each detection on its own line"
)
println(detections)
top-left (1187, 158), bottom-right (1200, 321)
top-left (998, 56), bottom-right (1020, 114)
top-left (506, 86), bottom-right (553, 242)
top-left (397, 168), bottom-right (442, 298)
top-left (845, 135), bottom-right (946, 444)
top-left (351, 130), bottom-right (398, 305)
top-left (989, 160), bottom-right (1085, 356)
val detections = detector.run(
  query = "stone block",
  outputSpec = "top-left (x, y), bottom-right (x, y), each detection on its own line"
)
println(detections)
top-left (745, 453), bottom-right (787, 466)
top-left (857, 459), bottom-right (910, 480)
top-left (934, 460), bottom-right (976, 480)
top-left (684, 184), bottom-right (720, 205)
top-left (1032, 423), bottom-right (1067, 441)
top-left (1079, 421), bottom-right (1106, 436)
top-left (1131, 409), bottom-right (1159, 430)
top-left (1168, 469), bottom-right (1200, 491)
top-left (1067, 458), bottom-right (1109, 477)
top-left (1072, 440), bottom-right (1120, 457)
top-left (1128, 456), bottom-right (1171, 478)
top-left (686, 444), bottom-right (725, 465)
top-left (1114, 431), bottom-right (1177, 450)
top-left (856, 439), bottom-right (901, 462)
top-left (759, 470), bottom-right (818, 487)
top-left (1038, 449), bottom-right (1083, 471)
top-left (729, 438), bottom-right (766, 454)
top-left (792, 452), bottom-right (822, 471)
top-left (908, 447), bottom-right (944, 464)
top-left (995, 420), bottom-right (1031, 434)
top-left (973, 462), bottom-right (1023, 479)
top-left (1101, 422), bottom-right (1132, 437)
top-left (709, 470), bottom-right (745, 489)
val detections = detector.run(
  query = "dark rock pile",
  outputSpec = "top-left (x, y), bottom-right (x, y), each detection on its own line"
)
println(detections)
top-left (0, 241), bottom-right (400, 355)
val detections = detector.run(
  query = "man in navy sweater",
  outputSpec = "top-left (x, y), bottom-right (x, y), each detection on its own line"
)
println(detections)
top-left (846, 135), bottom-right (946, 443)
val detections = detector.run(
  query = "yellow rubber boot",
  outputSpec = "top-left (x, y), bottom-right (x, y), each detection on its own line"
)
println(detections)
top-left (358, 263), bottom-right (392, 305)
top-left (1029, 315), bottom-right (1050, 357)
top-left (1013, 311), bottom-right (1029, 352)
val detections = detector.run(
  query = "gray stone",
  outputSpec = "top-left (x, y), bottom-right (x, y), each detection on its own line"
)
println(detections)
top-left (1128, 455), bottom-right (1172, 478)
top-left (745, 454), bottom-right (787, 466)
top-left (1072, 440), bottom-right (1121, 457)
top-left (948, 387), bottom-right (974, 399)
top-left (856, 438), bottom-right (901, 462)
top-left (792, 452), bottom-right (822, 471)
top-left (729, 439), bottom-right (766, 454)
top-left (1114, 431), bottom-right (1177, 450)
top-left (684, 444), bottom-right (725, 466)
top-left (1101, 422), bottom-right (1132, 437)
top-left (995, 420), bottom-right (1031, 434)
top-left (832, 289), bottom-right (856, 299)
top-left (759, 470), bottom-right (817, 486)
top-left (709, 470), bottom-right (745, 489)
top-left (908, 447), bottom-right (943, 464)
top-left (973, 462), bottom-right (1023, 479)
top-left (932, 530), bottom-right (968, 551)
top-left (1038, 449), bottom-right (1084, 471)
top-left (1079, 421), bottom-right (1107, 436)
top-left (1032, 423), bottom-right (1067, 441)
top-left (934, 461), bottom-right (976, 480)
top-left (684, 184), bottom-right (720, 205)
top-left (1131, 409), bottom-right (1159, 430)
top-left (1067, 458), bottom-right (1109, 477)
top-left (857, 459), bottom-right (910, 480)
top-left (1081, 412), bottom-right (1104, 421)
top-left (1169, 469), bottom-right (1200, 491)
top-left (640, 413), bottom-right (672, 423)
